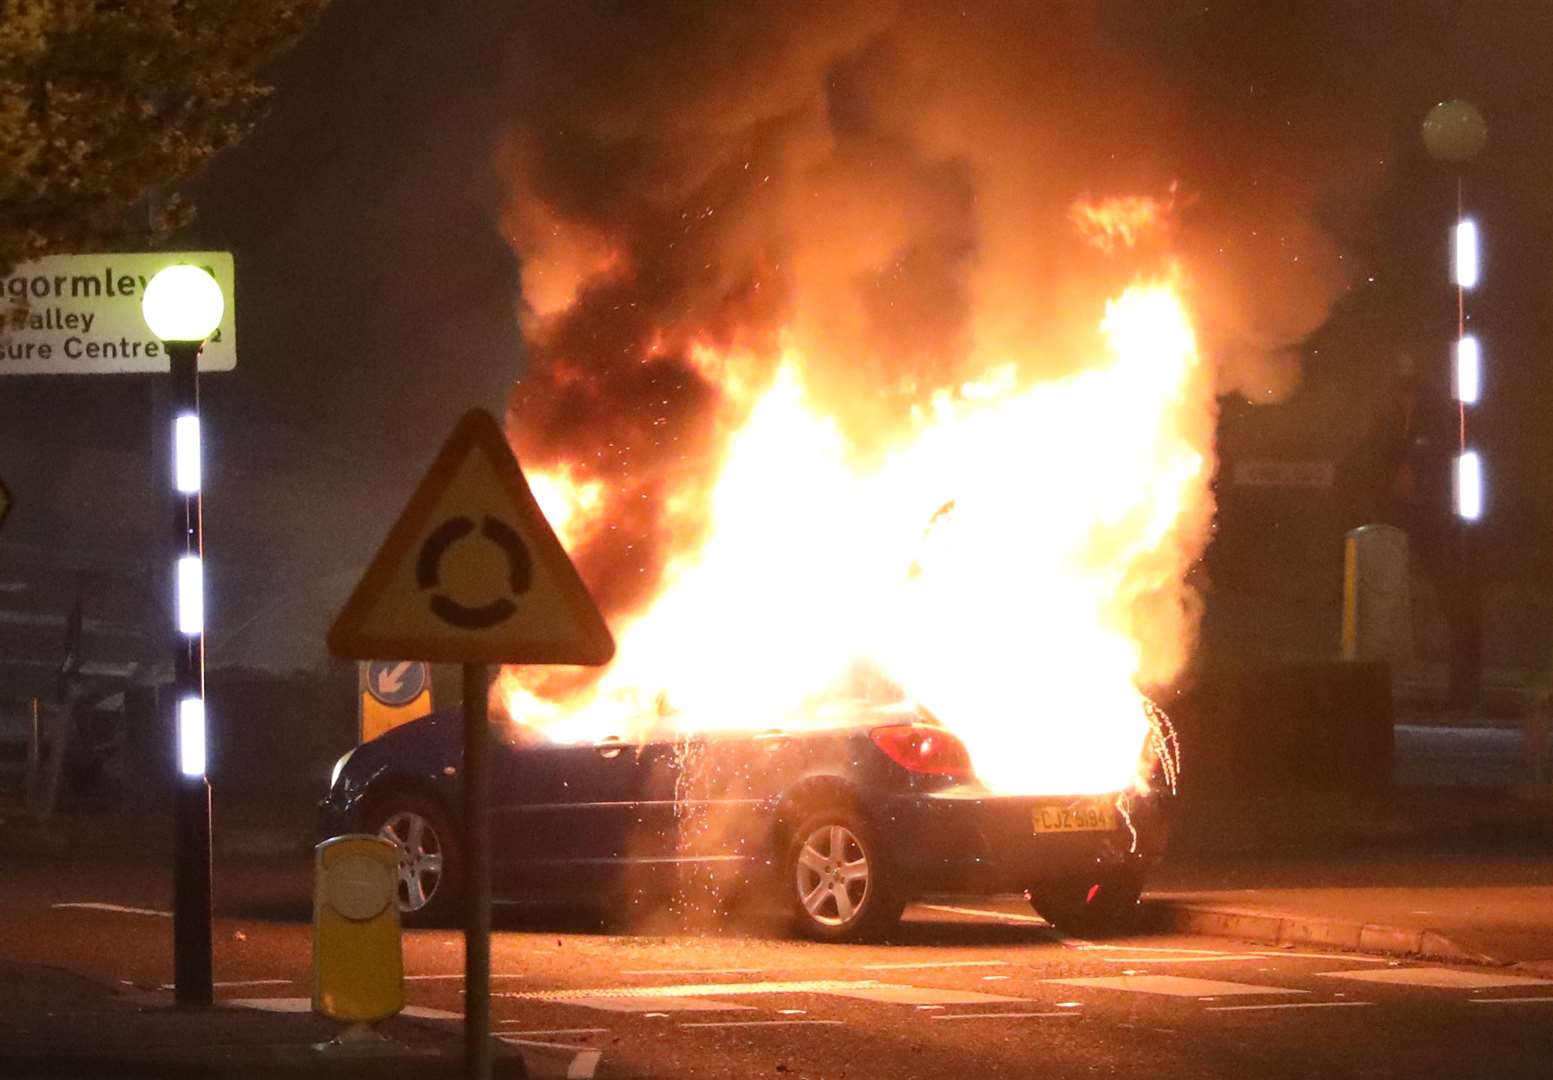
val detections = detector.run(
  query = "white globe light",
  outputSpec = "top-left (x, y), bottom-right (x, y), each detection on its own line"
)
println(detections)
top-left (142, 264), bottom-right (225, 342)
top-left (1422, 99), bottom-right (1487, 162)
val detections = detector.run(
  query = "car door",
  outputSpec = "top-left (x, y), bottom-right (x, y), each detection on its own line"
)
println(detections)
top-left (632, 729), bottom-right (795, 895)
top-left (489, 729), bottom-right (643, 898)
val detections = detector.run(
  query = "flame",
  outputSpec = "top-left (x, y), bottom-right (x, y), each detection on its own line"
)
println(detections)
top-left (501, 278), bottom-right (1213, 796)
top-left (526, 466), bottom-right (604, 550)
top-left (1069, 192), bottom-right (1176, 255)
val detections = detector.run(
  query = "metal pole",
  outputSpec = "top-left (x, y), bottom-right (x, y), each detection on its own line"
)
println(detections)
top-left (25, 697), bottom-right (40, 812)
top-left (169, 340), bottom-right (213, 1008)
top-left (462, 662), bottom-right (492, 1079)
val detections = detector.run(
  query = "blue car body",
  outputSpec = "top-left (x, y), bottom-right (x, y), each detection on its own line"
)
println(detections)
top-left (319, 706), bottom-right (1168, 915)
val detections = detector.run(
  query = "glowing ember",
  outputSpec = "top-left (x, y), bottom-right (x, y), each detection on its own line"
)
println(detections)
top-left (500, 279), bottom-right (1212, 797)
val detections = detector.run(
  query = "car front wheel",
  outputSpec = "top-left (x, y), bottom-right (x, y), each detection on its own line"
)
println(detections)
top-left (370, 792), bottom-right (463, 928)
top-left (784, 808), bottom-right (904, 943)
top-left (1027, 867), bottom-right (1143, 938)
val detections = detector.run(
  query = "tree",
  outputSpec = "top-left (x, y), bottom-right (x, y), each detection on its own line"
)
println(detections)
top-left (0, 0), bottom-right (327, 273)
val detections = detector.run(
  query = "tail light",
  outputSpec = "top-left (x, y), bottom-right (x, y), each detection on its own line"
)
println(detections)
top-left (869, 724), bottom-right (973, 779)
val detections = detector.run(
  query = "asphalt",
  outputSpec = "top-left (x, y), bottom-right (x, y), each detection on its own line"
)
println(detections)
top-left (2, 716), bottom-right (1551, 1077)
top-left (0, 962), bottom-right (530, 1079)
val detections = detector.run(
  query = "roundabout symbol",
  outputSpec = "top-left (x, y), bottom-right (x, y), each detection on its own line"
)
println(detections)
top-left (415, 514), bottom-right (532, 630)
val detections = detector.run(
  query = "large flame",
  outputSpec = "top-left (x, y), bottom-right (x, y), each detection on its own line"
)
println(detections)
top-left (501, 274), bottom-right (1212, 797)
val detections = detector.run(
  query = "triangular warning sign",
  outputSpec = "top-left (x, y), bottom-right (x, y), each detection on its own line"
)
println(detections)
top-left (328, 410), bottom-right (614, 665)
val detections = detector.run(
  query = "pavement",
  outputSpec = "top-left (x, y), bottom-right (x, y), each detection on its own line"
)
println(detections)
top-left (2, 715), bottom-right (1551, 1076)
top-left (1145, 851), bottom-right (1553, 977)
top-left (1140, 711), bottom-right (1553, 975)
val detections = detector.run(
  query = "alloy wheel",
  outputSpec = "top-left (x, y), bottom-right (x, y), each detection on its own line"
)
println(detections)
top-left (793, 822), bottom-right (871, 927)
top-left (379, 810), bottom-right (444, 912)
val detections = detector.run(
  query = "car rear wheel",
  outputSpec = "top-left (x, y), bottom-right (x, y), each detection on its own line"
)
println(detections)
top-left (1027, 868), bottom-right (1143, 938)
top-left (370, 792), bottom-right (463, 928)
top-left (784, 808), bottom-right (904, 943)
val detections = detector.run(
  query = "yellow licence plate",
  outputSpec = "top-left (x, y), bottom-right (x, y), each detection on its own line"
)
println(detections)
top-left (1031, 802), bottom-right (1116, 834)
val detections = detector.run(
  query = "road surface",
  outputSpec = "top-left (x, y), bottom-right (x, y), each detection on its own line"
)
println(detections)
top-left (4, 854), bottom-right (1552, 1078)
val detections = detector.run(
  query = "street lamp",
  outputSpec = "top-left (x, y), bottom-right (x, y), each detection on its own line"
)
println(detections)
top-left (142, 263), bottom-right (224, 1009)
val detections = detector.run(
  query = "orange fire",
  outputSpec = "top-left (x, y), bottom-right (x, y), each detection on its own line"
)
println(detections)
top-left (500, 274), bottom-right (1213, 797)
top-left (1069, 192), bottom-right (1178, 255)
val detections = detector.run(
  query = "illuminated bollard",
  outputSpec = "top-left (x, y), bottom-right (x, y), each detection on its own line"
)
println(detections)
top-left (1341, 525), bottom-right (1413, 686)
top-left (312, 835), bottom-right (404, 1024)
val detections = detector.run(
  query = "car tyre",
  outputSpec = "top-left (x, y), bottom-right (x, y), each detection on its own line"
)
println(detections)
top-left (784, 807), bottom-right (904, 943)
top-left (1028, 867), bottom-right (1143, 938)
top-left (368, 791), bottom-right (463, 928)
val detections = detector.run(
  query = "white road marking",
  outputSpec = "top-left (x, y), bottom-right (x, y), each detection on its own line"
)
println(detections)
top-left (237, 997), bottom-right (463, 1022)
top-left (227, 997), bottom-right (311, 1013)
top-left (404, 973), bottom-right (526, 981)
top-left (930, 1011), bottom-right (1081, 1021)
top-left (1314, 968), bottom-right (1553, 990)
top-left (918, 904), bottom-right (1048, 925)
top-left (53, 902), bottom-right (171, 918)
top-left (982, 975), bottom-right (1012, 982)
top-left (1070, 943), bottom-right (1250, 956)
top-left (1249, 952), bottom-right (1390, 963)
top-left (862, 960), bottom-right (1010, 971)
top-left (1469, 997), bottom-right (1553, 1005)
top-left (1049, 976), bottom-right (1308, 999)
top-left (1206, 1001), bottom-right (1376, 1012)
top-left (159, 979), bottom-right (292, 990)
top-left (564, 997), bottom-right (756, 1014)
top-left (821, 985), bottom-right (1029, 1006)
top-left (1100, 956), bottom-right (1267, 964)
top-left (678, 1019), bottom-right (844, 1029)
top-left (500, 977), bottom-right (1030, 1011)
top-left (498, 1037), bottom-right (602, 1080)
top-left (621, 968), bottom-right (762, 977)
top-left (499, 1026), bottom-right (610, 1036)
top-left (496, 979), bottom-right (887, 1002)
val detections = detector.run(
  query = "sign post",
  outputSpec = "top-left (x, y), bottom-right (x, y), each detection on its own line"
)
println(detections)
top-left (461, 661), bottom-right (492, 1068)
top-left (328, 409), bottom-right (613, 1079)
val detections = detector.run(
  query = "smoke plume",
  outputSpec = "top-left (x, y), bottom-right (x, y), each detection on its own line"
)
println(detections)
top-left (492, 1), bottom-right (1388, 626)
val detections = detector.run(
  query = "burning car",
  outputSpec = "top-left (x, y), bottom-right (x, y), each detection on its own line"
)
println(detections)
top-left (319, 260), bottom-right (1204, 941)
top-left (318, 698), bottom-right (1176, 942)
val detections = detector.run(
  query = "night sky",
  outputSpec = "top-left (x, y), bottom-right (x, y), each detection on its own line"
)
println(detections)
top-left (3, 1), bottom-right (1552, 682)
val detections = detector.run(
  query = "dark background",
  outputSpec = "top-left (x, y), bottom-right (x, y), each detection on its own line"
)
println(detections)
top-left (3, 3), bottom-right (1552, 796)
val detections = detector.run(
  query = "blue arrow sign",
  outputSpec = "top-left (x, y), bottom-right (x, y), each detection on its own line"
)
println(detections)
top-left (365, 660), bottom-right (429, 707)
